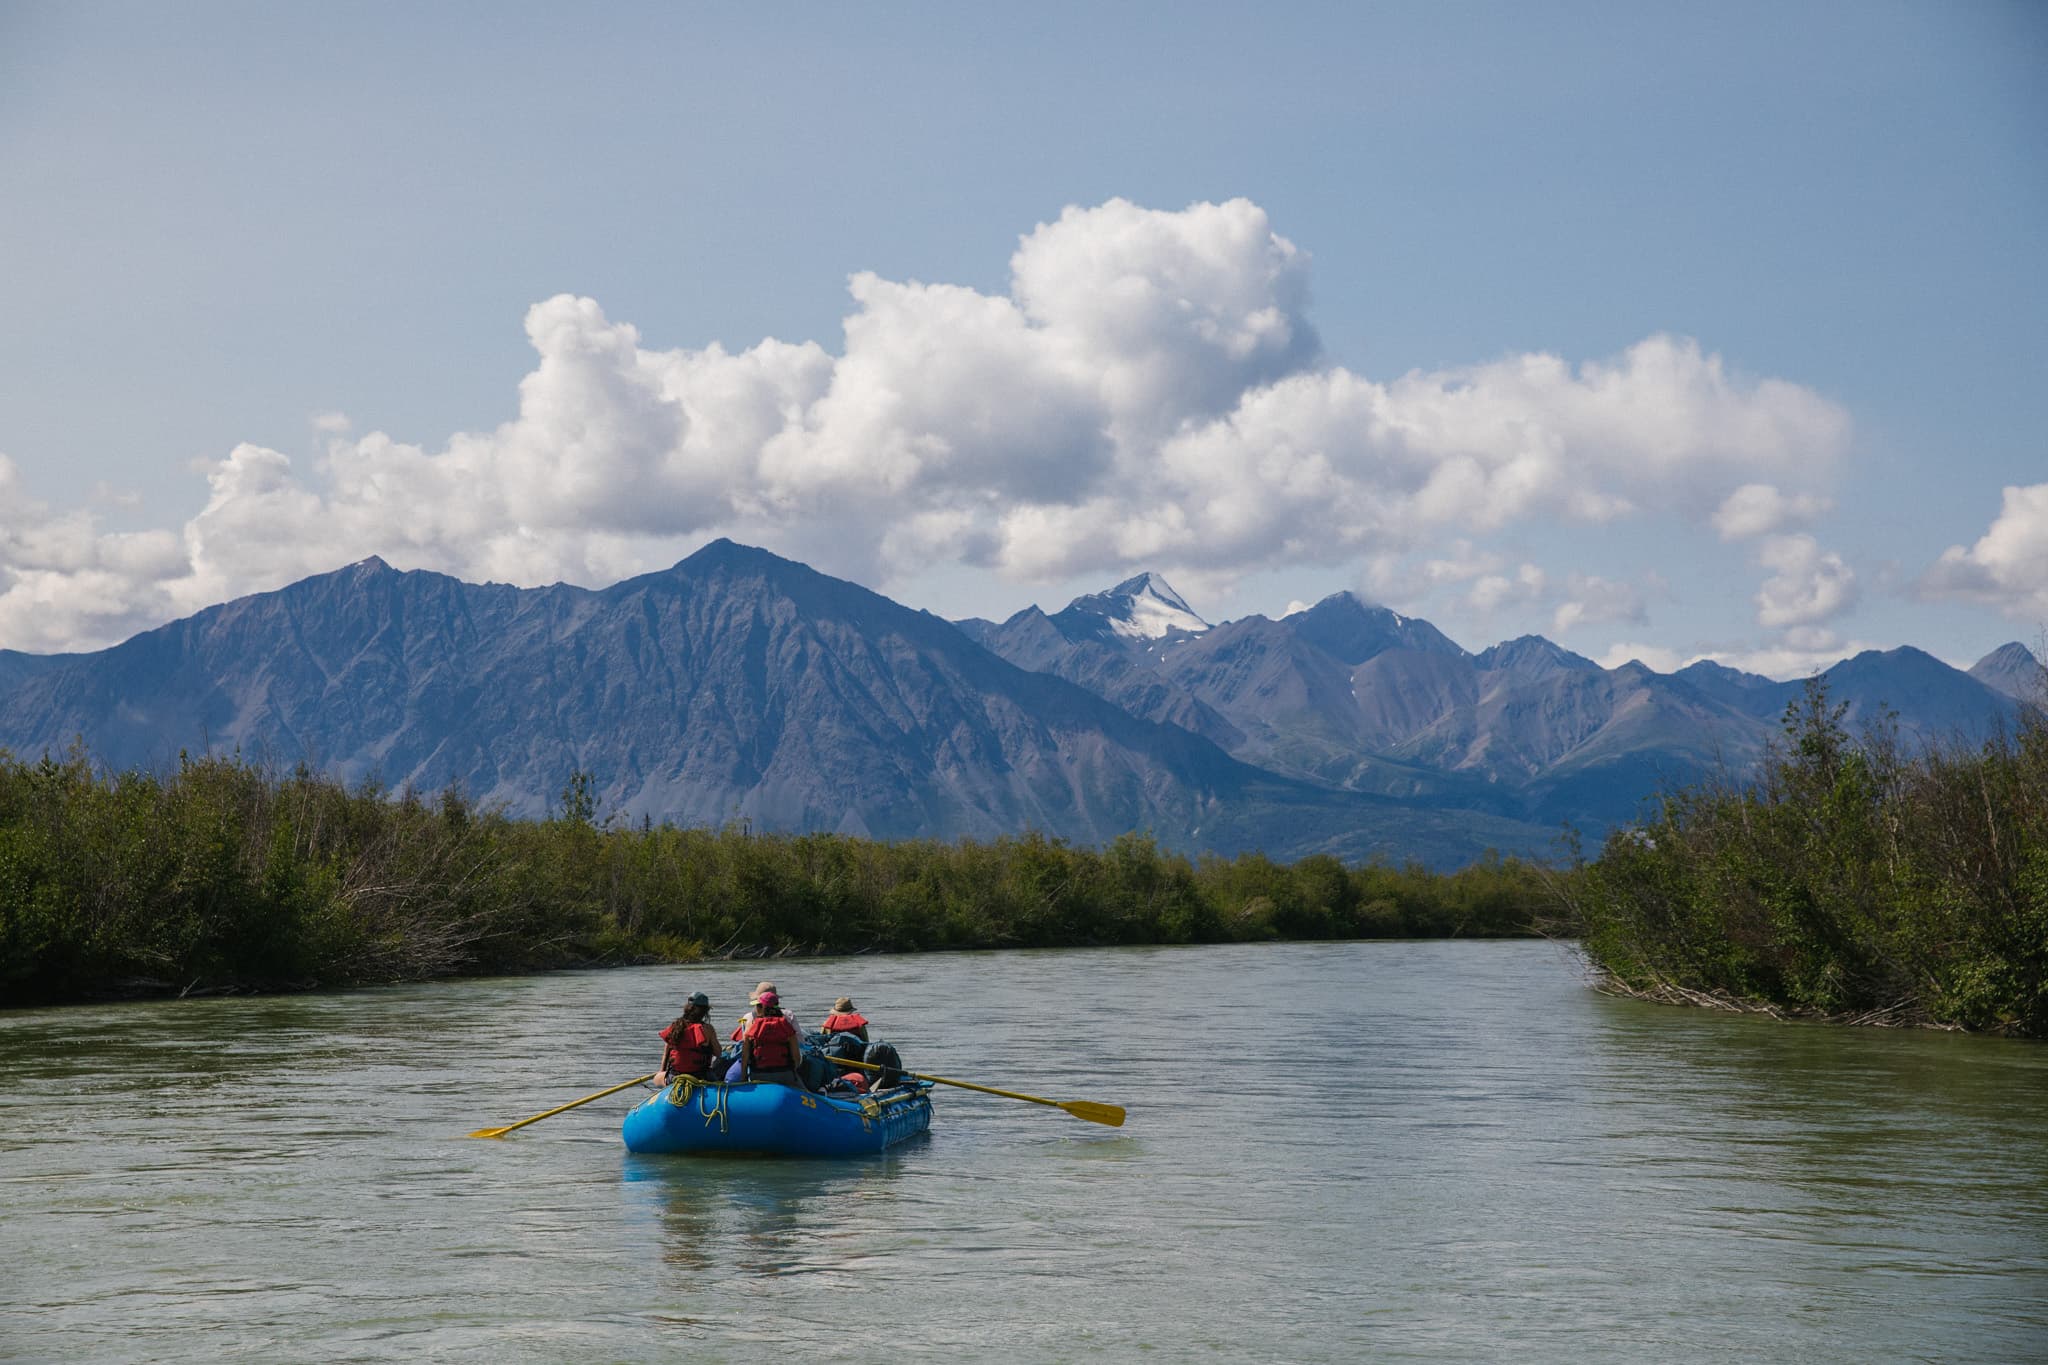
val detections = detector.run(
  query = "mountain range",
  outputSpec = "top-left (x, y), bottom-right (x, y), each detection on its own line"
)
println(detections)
top-left (962, 575), bottom-right (2035, 832)
top-left (0, 540), bottom-right (2035, 868)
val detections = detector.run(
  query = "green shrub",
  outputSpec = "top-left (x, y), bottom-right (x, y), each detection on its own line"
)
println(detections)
top-left (0, 748), bottom-right (1556, 1006)
top-left (1567, 679), bottom-right (2048, 1036)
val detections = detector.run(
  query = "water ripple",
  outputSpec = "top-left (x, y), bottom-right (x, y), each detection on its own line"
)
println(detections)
top-left (3, 943), bottom-right (2044, 1361)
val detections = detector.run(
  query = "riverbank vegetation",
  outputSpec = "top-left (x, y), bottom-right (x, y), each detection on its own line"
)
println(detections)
top-left (1562, 679), bottom-right (2047, 1037)
top-left (0, 750), bottom-right (1552, 1006)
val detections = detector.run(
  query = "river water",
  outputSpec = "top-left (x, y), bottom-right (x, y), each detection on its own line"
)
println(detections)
top-left (3, 941), bottom-right (2043, 1362)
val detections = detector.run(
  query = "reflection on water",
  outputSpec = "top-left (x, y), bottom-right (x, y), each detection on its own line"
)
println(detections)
top-left (1583, 993), bottom-right (2048, 1317)
top-left (622, 1149), bottom-right (923, 1277)
top-left (3, 944), bottom-right (2044, 1362)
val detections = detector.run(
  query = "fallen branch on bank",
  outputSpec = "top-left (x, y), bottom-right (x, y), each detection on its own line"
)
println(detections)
top-left (1588, 968), bottom-right (1967, 1032)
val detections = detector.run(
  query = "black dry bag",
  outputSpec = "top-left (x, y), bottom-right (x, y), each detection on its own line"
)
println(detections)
top-left (863, 1041), bottom-right (904, 1089)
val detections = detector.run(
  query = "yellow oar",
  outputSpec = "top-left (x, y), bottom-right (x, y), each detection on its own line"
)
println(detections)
top-left (468, 1073), bottom-right (657, 1139)
top-left (831, 1055), bottom-right (1124, 1127)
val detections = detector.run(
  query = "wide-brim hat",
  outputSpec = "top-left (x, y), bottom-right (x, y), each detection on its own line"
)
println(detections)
top-left (833, 997), bottom-right (854, 1012)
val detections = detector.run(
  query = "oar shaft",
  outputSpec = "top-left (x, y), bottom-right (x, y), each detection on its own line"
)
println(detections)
top-left (472, 1073), bottom-right (655, 1138)
top-left (825, 1054), bottom-right (1123, 1127)
top-left (917, 1073), bottom-right (1063, 1108)
top-left (832, 1056), bottom-right (1061, 1108)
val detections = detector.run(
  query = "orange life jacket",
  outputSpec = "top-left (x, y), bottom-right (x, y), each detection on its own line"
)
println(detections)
top-left (743, 1013), bottom-right (799, 1071)
top-left (840, 1071), bottom-right (871, 1093)
top-left (822, 1011), bottom-right (868, 1035)
top-left (660, 1020), bottom-right (716, 1078)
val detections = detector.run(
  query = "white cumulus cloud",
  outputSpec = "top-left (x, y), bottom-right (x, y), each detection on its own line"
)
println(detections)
top-left (0, 197), bottom-right (1856, 653)
top-left (1593, 641), bottom-right (1690, 673)
top-left (1592, 630), bottom-right (1877, 682)
top-left (1920, 483), bottom-right (2048, 620)
top-left (1711, 627), bottom-right (1874, 680)
top-left (1552, 574), bottom-right (1647, 634)
top-left (1754, 533), bottom-right (1859, 630)
top-left (1468, 563), bottom-right (1548, 614)
top-left (1712, 482), bottom-right (1831, 540)
top-left (0, 456), bottom-right (191, 652)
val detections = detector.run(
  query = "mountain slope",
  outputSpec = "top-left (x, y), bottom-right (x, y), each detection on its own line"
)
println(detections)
top-left (967, 604), bottom-right (1243, 751)
top-left (970, 574), bottom-right (2028, 833)
top-left (967, 578), bottom-right (1773, 823)
top-left (1800, 646), bottom-right (2025, 744)
top-left (1285, 592), bottom-right (1466, 666)
top-left (4, 545), bottom-right (2017, 866)
top-left (1055, 572), bottom-right (1211, 642)
top-left (1969, 642), bottom-right (2044, 704)
top-left (0, 543), bottom-right (1554, 866)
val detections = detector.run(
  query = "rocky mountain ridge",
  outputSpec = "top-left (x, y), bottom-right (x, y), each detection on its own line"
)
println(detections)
top-left (0, 542), bottom-right (1545, 867)
top-left (0, 543), bottom-right (2032, 866)
top-left (967, 573), bottom-right (2035, 829)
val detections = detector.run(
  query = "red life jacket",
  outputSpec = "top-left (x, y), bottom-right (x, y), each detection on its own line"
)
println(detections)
top-left (822, 1012), bottom-right (868, 1035)
top-left (660, 1020), bottom-right (716, 1078)
top-left (840, 1071), bottom-right (871, 1093)
top-left (744, 1013), bottom-right (799, 1071)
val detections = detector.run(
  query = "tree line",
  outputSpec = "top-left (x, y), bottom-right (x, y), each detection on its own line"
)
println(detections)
top-left (1560, 678), bottom-right (2047, 1037)
top-left (0, 748), bottom-right (1551, 1006)
top-left (11, 675), bottom-right (2040, 1035)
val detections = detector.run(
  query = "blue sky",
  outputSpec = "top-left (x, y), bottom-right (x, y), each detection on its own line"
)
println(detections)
top-left (1, 2), bottom-right (2042, 674)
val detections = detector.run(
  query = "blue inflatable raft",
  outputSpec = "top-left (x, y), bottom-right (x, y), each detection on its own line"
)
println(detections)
top-left (622, 1076), bottom-right (935, 1156)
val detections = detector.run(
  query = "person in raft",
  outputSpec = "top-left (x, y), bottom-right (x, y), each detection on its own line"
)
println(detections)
top-left (656, 992), bottom-right (718, 1085)
top-left (731, 980), bottom-right (778, 1043)
top-left (740, 990), bottom-right (806, 1089)
top-left (716, 981), bottom-right (781, 1083)
top-left (819, 997), bottom-right (869, 1043)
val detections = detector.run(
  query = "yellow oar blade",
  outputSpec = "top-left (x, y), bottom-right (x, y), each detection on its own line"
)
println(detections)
top-left (467, 1074), bottom-right (656, 1140)
top-left (1060, 1100), bottom-right (1126, 1128)
top-left (833, 1055), bottom-right (1124, 1127)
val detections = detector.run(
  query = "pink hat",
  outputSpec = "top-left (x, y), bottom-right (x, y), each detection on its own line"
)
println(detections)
top-left (755, 990), bottom-right (779, 1008)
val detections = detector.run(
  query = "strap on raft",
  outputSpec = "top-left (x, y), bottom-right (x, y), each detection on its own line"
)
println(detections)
top-left (662, 1075), bottom-right (732, 1134)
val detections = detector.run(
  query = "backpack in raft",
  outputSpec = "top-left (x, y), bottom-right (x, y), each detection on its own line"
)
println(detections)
top-left (862, 1041), bottom-right (904, 1089)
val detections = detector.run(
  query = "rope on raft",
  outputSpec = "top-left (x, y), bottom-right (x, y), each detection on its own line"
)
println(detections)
top-left (662, 1075), bottom-right (732, 1134)
top-left (658, 1058), bottom-right (924, 1132)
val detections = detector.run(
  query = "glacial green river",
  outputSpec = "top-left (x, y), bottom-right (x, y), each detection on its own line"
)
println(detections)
top-left (3, 941), bottom-right (2043, 1361)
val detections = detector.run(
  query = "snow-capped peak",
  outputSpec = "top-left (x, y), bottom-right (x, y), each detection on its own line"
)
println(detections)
top-left (1107, 573), bottom-right (1209, 639)
top-left (1065, 572), bottom-right (1211, 640)
top-left (1110, 572), bottom-right (1195, 613)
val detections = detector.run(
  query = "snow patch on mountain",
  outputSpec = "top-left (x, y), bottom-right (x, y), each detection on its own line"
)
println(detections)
top-left (1056, 572), bottom-right (1212, 641)
top-left (1104, 573), bottom-right (1210, 639)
